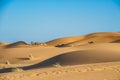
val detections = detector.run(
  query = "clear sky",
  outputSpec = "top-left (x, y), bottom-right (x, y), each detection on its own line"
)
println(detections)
top-left (0, 0), bottom-right (120, 43)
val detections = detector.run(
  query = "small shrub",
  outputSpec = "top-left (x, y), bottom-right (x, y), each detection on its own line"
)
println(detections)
top-left (2, 60), bottom-right (10, 69)
top-left (28, 54), bottom-right (34, 60)
top-left (11, 67), bottom-right (24, 72)
top-left (5, 60), bottom-right (10, 65)
top-left (53, 62), bottom-right (61, 68)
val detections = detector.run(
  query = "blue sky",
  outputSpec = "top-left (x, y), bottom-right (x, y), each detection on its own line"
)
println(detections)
top-left (0, 0), bottom-right (120, 42)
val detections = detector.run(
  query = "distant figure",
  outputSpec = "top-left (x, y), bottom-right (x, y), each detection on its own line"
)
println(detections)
top-left (31, 41), bottom-right (47, 46)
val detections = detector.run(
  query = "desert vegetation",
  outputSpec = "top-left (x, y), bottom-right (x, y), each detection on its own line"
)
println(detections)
top-left (53, 62), bottom-right (62, 68)
top-left (11, 67), bottom-right (24, 72)
top-left (28, 54), bottom-right (34, 60)
top-left (5, 60), bottom-right (10, 65)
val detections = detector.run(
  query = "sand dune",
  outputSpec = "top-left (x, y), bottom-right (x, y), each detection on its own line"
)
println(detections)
top-left (0, 42), bottom-right (9, 46)
top-left (1, 62), bottom-right (120, 80)
top-left (21, 49), bottom-right (120, 70)
top-left (65, 36), bottom-right (120, 46)
top-left (1, 32), bottom-right (120, 80)
top-left (46, 36), bottom-right (84, 46)
top-left (47, 32), bottom-right (120, 47)
top-left (0, 43), bottom-right (120, 64)
top-left (6, 41), bottom-right (28, 48)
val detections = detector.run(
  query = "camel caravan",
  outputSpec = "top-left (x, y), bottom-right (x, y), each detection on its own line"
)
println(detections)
top-left (31, 42), bottom-right (47, 46)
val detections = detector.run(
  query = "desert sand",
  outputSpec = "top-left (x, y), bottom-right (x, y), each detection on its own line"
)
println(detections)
top-left (0, 32), bottom-right (120, 80)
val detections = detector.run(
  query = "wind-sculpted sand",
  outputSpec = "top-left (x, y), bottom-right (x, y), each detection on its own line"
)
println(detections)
top-left (1, 62), bottom-right (120, 80)
top-left (0, 32), bottom-right (120, 80)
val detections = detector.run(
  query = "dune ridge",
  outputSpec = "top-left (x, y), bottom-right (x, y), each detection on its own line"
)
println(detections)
top-left (47, 32), bottom-right (120, 47)
top-left (6, 41), bottom-right (28, 48)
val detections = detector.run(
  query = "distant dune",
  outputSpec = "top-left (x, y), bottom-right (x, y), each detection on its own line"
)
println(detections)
top-left (3, 32), bottom-right (120, 47)
top-left (0, 42), bottom-right (9, 46)
top-left (6, 41), bottom-right (28, 48)
top-left (46, 36), bottom-right (84, 46)
top-left (47, 32), bottom-right (120, 47)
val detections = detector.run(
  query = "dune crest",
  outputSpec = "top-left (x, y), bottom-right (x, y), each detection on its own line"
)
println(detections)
top-left (6, 41), bottom-right (28, 48)
top-left (47, 32), bottom-right (120, 47)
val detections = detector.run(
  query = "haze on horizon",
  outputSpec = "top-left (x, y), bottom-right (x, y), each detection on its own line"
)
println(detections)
top-left (0, 0), bottom-right (120, 43)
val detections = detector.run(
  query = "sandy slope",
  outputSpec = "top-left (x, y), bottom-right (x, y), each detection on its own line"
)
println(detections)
top-left (0, 32), bottom-right (120, 80)
top-left (47, 32), bottom-right (120, 46)
top-left (0, 42), bottom-right (9, 46)
top-left (0, 43), bottom-right (120, 64)
top-left (46, 36), bottom-right (84, 46)
top-left (1, 62), bottom-right (120, 80)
